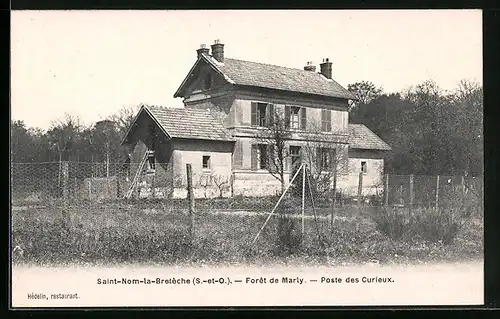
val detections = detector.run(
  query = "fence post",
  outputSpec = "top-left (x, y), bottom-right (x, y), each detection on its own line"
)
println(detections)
top-left (151, 174), bottom-right (156, 199)
top-left (62, 161), bottom-right (69, 202)
top-left (331, 163), bottom-right (338, 228)
top-left (435, 175), bottom-right (440, 210)
top-left (384, 174), bottom-right (389, 208)
top-left (461, 176), bottom-right (465, 194)
top-left (186, 164), bottom-right (195, 245)
top-left (88, 179), bottom-right (92, 199)
top-left (357, 172), bottom-right (363, 207)
top-left (301, 164), bottom-right (306, 239)
top-left (409, 174), bottom-right (414, 214)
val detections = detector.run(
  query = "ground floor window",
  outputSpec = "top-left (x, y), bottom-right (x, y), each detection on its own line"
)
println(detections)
top-left (259, 144), bottom-right (268, 169)
top-left (251, 144), bottom-right (270, 170)
top-left (202, 155), bottom-right (211, 169)
top-left (361, 161), bottom-right (367, 174)
top-left (290, 146), bottom-right (301, 170)
top-left (147, 150), bottom-right (155, 172)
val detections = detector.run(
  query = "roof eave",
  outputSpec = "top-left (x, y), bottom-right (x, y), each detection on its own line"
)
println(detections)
top-left (171, 136), bottom-right (235, 143)
top-left (120, 105), bottom-right (172, 146)
top-left (174, 55), bottom-right (235, 98)
top-left (120, 105), bottom-right (146, 146)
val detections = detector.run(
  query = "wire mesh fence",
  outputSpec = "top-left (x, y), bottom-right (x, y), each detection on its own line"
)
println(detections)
top-left (11, 161), bottom-right (484, 265)
top-left (11, 161), bottom-right (483, 209)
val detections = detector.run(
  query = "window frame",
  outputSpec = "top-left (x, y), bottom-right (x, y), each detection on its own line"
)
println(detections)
top-left (361, 161), bottom-right (368, 174)
top-left (203, 73), bottom-right (212, 91)
top-left (290, 106), bottom-right (301, 129)
top-left (257, 103), bottom-right (268, 127)
top-left (321, 109), bottom-right (332, 132)
top-left (146, 150), bottom-right (155, 173)
top-left (289, 145), bottom-right (302, 170)
top-left (202, 155), bottom-right (211, 170)
top-left (258, 144), bottom-right (268, 170)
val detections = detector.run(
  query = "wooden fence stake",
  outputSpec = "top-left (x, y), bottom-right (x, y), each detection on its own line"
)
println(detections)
top-left (409, 174), bottom-right (414, 214)
top-left (62, 161), bottom-right (69, 202)
top-left (357, 172), bottom-right (363, 207)
top-left (384, 174), bottom-right (389, 208)
top-left (301, 164), bottom-right (306, 240)
top-left (435, 175), bottom-right (440, 210)
top-left (331, 164), bottom-right (338, 228)
top-left (186, 164), bottom-right (195, 244)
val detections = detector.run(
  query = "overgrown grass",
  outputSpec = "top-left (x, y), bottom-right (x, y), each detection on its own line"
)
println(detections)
top-left (11, 199), bottom-right (483, 267)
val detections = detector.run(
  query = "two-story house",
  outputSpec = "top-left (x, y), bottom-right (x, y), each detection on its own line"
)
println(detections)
top-left (121, 40), bottom-right (391, 198)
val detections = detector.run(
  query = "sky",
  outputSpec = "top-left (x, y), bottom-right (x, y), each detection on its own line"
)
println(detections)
top-left (11, 10), bottom-right (482, 130)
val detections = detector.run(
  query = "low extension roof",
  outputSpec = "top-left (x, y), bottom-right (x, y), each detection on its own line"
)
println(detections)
top-left (348, 124), bottom-right (392, 151)
top-left (174, 54), bottom-right (356, 100)
top-left (122, 105), bottom-right (234, 144)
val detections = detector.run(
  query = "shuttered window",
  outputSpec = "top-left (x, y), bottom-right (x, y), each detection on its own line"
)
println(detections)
top-left (251, 144), bottom-right (270, 170)
top-left (300, 107), bottom-right (307, 129)
top-left (317, 148), bottom-right (336, 171)
top-left (251, 102), bottom-right (274, 127)
top-left (321, 109), bottom-right (332, 131)
top-left (286, 106), bottom-right (307, 130)
top-left (251, 102), bottom-right (258, 126)
top-left (251, 144), bottom-right (258, 170)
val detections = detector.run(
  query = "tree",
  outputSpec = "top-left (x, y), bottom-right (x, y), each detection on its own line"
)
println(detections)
top-left (107, 104), bottom-right (141, 137)
top-left (347, 81), bottom-right (383, 110)
top-left (448, 80), bottom-right (483, 176)
top-left (255, 109), bottom-right (292, 195)
top-left (10, 120), bottom-right (43, 163)
top-left (46, 113), bottom-right (83, 162)
top-left (300, 121), bottom-right (350, 201)
top-left (90, 120), bottom-right (122, 176)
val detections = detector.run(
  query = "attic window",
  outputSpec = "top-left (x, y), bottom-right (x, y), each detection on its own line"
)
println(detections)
top-left (203, 74), bottom-right (212, 90)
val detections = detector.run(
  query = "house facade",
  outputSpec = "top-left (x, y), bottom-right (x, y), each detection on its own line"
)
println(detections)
top-left (121, 41), bottom-right (391, 199)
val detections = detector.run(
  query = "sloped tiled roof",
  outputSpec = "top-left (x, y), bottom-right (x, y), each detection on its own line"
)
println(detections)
top-left (175, 55), bottom-right (356, 100)
top-left (348, 124), bottom-right (391, 151)
top-left (144, 105), bottom-right (234, 142)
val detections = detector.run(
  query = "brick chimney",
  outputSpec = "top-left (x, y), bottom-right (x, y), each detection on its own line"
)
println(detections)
top-left (304, 61), bottom-right (316, 72)
top-left (196, 44), bottom-right (209, 58)
top-left (320, 58), bottom-right (332, 79)
top-left (211, 39), bottom-right (224, 63)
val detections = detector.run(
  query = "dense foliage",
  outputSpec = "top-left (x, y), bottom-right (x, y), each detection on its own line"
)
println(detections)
top-left (348, 79), bottom-right (483, 176)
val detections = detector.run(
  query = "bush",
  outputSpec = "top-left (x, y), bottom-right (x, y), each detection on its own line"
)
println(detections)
top-left (372, 207), bottom-right (463, 244)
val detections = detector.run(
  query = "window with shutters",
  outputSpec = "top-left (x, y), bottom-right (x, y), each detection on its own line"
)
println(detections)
top-left (318, 148), bottom-right (336, 171)
top-left (290, 146), bottom-right (301, 170)
top-left (290, 107), bottom-right (300, 129)
top-left (251, 102), bottom-right (274, 127)
top-left (321, 109), bottom-right (332, 131)
top-left (285, 106), bottom-right (307, 130)
top-left (251, 144), bottom-right (270, 170)
top-left (259, 144), bottom-right (268, 169)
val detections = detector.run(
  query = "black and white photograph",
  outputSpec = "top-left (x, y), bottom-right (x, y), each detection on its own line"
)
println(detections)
top-left (10, 10), bottom-right (483, 307)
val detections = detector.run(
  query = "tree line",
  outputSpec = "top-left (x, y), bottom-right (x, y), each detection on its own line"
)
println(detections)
top-left (348, 79), bottom-right (483, 177)
top-left (10, 79), bottom-right (483, 177)
top-left (10, 105), bottom-right (139, 165)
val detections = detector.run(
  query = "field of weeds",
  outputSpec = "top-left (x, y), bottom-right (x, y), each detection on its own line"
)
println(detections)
top-left (10, 200), bottom-right (483, 267)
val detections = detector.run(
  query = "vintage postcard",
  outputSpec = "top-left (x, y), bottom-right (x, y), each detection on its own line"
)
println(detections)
top-left (10, 10), bottom-right (483, 308)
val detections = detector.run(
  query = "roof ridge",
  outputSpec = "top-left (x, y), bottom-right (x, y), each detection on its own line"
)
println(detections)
top-left (226, 57), bottom-right (320, 73)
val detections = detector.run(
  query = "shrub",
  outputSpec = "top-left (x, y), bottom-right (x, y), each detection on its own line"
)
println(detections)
top-left (371, 207), bottom-right (463, 244)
